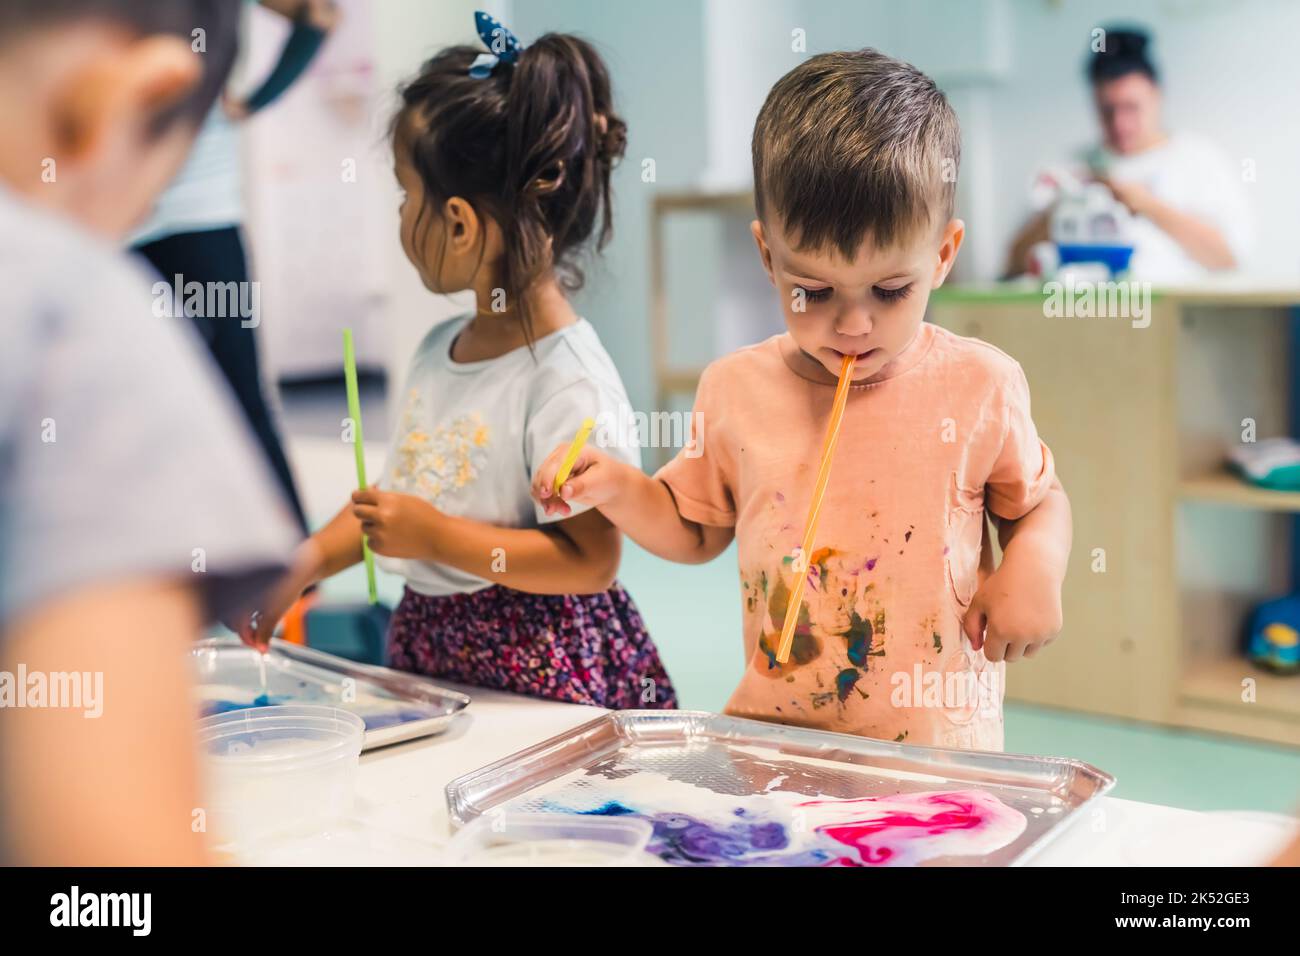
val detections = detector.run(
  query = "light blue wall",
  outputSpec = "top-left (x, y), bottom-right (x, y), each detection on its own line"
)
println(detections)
top-left (512, 0), bottom-right (711, 416)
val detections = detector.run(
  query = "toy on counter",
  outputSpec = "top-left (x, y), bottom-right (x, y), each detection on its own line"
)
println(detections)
top-left (1245, 595), bottom-right (1300, 674)
top-left (1026, 166), bottom-right (1136, 280)
top-left (1228, 437), bottom-right (1300, 492)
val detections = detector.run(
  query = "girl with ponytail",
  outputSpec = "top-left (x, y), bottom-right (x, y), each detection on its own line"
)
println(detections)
top-left (243, 13), bottom-right (676, 709)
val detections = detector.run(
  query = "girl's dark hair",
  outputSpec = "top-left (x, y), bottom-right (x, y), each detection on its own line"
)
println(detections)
top-left (393, 33), bottom-right (626, 346)
top-left (1088, 27), bottom-right (1157, 86)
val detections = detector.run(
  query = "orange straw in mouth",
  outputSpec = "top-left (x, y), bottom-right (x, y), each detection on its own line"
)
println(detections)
top-left (775, 352), bottom-right (856, 663)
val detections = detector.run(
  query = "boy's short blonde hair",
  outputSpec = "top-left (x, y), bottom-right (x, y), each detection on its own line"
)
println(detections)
top-left (752, 49), bottom-right (961, 256)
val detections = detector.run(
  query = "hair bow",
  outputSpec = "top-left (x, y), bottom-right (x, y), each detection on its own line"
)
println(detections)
top-left (469, 10), bottom-right (524, 78)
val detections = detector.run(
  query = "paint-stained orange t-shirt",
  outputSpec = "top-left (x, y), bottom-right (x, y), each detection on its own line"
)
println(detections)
top-left (656, 323), bottom-right (1055, 751)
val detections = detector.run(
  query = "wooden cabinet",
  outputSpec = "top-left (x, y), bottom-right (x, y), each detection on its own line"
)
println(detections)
top-left (930, 286), bottom-right (1300, 746)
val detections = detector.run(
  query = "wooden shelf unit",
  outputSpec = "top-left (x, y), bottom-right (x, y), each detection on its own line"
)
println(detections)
top-left (930, 294), bottom-right (1183, 726)
top-left (1178, 658), bottom-right (1300, 747)
top-left (930, 288), bottom-right (1300, 747)
top-left (1180, 471), bottom-right (1300, 513)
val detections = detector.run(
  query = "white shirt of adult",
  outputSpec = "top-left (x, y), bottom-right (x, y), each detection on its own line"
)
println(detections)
top-left (1085, 132), bottom-right (1254, 284)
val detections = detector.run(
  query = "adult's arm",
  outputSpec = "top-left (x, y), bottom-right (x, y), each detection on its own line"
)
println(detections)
top-left (236, 0), bottom-right (340, 115)
top-left (1104, 178), bottom-right (1237, 271)
top-left (1003, 209), bottom-right (1051, 278)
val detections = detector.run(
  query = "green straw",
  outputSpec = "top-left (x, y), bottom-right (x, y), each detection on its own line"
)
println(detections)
top-left (343, 328), bottom-right (378, 604)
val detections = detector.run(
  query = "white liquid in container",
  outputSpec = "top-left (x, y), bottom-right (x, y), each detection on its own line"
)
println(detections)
top-left (198, 705), bottom-right (365, 848)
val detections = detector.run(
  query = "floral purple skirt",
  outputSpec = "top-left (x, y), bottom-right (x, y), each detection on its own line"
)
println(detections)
top-left (387, 582), bottom-right (677, 710)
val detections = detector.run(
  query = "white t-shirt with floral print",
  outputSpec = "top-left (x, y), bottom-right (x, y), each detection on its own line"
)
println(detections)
top-left (377, 315), bottom-right (641, 597)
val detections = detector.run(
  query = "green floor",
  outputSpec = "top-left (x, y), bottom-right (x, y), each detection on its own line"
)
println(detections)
top-left (327, 540), bottom-right (1300, 814)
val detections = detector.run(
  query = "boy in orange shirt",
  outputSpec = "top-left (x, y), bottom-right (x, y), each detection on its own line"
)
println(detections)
top-left (534, 49), bottom-right (1071, 750)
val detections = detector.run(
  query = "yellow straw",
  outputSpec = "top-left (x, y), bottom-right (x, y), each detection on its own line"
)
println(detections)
top-left (554, 418), bottom-right (596, 494)
top-left (775, 353), bottom-right (856, 663)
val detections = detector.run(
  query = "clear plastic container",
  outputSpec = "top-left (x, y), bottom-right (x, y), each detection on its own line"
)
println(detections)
top-left (197, 705), bottom-right (365, 848)
top-left (444, 813), bottom-right (656, 867)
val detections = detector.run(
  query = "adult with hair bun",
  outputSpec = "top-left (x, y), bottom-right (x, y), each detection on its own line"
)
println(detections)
top-left (1007, 26), bottom-right (1253, 282)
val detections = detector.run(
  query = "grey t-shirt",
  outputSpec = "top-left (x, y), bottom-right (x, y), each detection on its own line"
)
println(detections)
top-left (0, 184), bottom-right (301, 626)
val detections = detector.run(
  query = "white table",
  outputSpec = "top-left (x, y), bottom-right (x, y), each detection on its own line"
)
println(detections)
top-left (239, 685), bottom-right (1295, 866)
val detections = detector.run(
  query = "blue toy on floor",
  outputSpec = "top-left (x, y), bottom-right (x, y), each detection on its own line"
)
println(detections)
top-left (1245, 595), bottom-right (1300, 674)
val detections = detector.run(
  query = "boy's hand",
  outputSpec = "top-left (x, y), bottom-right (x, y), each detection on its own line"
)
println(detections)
top-left (351, 488), bottom-right (441, 560)
top-left (532, 444), bottom-right (625, 517)
top-left (961, 558), bottom-right (1063, 663)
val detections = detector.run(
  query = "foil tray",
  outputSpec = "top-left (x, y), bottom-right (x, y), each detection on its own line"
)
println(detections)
top-left (192, 636), bottom-right (469, 750)
top-left (445, 710), bottom-right (1114, 866)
